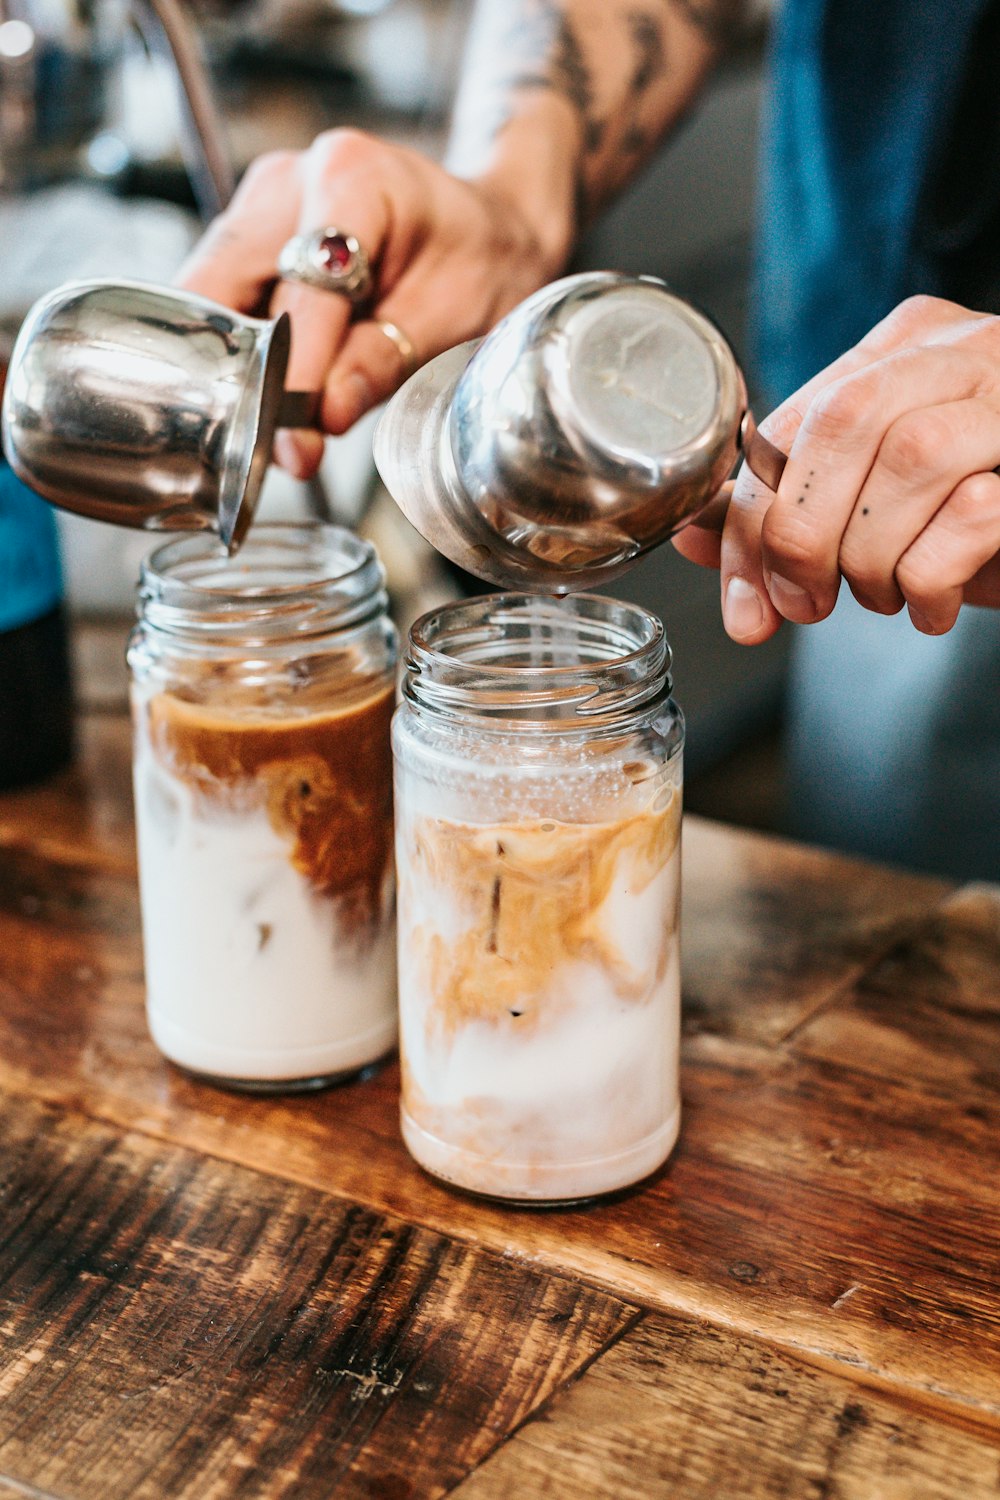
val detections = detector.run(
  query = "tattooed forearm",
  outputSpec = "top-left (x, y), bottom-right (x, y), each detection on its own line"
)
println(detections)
top-left (447, 0), bottom-right (733, 254)
top-left (491, 6), bottom-right (606, 155)
top-left (621, 123), bottom-right (652, 156)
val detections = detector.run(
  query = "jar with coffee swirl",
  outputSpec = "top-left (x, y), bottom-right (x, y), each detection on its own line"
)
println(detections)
top-left (392, 592), bottom-right (684, 1202)
top-left (127, 523), bottom-right (398, 1090)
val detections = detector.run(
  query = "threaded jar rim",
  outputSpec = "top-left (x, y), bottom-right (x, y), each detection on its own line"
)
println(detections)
top-left (403, 592), bottom-right (673, 729)
top-left (136, 522), bottom-right (387, 646)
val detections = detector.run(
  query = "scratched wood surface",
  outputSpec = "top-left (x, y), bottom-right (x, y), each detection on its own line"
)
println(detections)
top-left (453, 1313), bottom-right (1000, 1499)
top-left (0, 1092), bottom-right (635, 1500)
top-left (1, 726), bottom-right (997, 1410)
top-left (1, 631), bottom-right (998, 1495)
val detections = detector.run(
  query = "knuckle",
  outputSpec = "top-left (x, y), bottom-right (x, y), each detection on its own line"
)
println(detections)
top-left (838, 541), bottom-right (898, 607)
top-left (895, 552), bottom-right (940, 606)
top-left (878, 409), bottom-right (953, 482)
top-left (851, 295), bottom-right (949, 356)
top-left (758, 400), bottom-right (806, 448)
top-left (947, 470), bottom-right (1000, 519)
top-left (239, 149), bottom-right (297, 194)
top-left (803, 376), bottom-right (874, 445)
top-left (760, 505), bottom-right (824, 572)
top-left (890, 293), bottom-right (949, 330)
top-left (839, 552), bottom-right (885, 597)
top-left (847, 580), bottom-right (903, 615)
top-left (310, 127), bottom-right (385, 176)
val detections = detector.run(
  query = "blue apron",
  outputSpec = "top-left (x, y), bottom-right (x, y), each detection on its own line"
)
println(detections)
top-left (754, 0), bottom-right (1000, 879)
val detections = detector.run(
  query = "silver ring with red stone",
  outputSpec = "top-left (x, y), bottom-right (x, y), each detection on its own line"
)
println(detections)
top-left (276, 228), bottom-right (373, 304)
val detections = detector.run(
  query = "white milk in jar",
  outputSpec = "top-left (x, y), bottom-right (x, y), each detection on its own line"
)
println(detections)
top-left (128, 523), bottom-right (398, 1089)
top-left (392, 593), bottom-right (683, 1201)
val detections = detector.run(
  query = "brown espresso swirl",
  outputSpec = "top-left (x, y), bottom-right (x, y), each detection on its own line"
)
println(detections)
top-left (404, 790), bottom-right (681, 1035)
top-left (143, 681), bottom-right (395, 933)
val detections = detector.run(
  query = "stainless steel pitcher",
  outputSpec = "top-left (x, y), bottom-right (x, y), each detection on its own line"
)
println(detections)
top-left (1, 278), bottom-right (316, 551)
top-left (374, 271), bottom-right (785, 592)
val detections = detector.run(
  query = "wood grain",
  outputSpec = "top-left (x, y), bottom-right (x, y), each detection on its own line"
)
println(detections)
top-left (0, 1093), bottom-right (635, 1500)
top-left (682, 820), bottom-right (949, 1043)
top-left (1, 671), bottom-right (996, 1468)
top-left (0, 831), bottom-right (995, 1420)
top-left (0, 1480), bottom-right (60, 1500)
top-left (792, 884), bottom-right (1000, 1098)
top-left (454, 1312), bottom-right (1000, 1500)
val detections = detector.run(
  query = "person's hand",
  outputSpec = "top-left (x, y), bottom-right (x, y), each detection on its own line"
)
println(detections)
top-left (673, 295), bottom-right (1000, 640)
top-left (176, 129), bottom-right (565, 478)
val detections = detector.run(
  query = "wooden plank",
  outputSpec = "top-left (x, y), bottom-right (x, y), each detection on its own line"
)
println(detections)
top-left (3, 703), bottom-right (997, 1415)
top-left (454, 1312), bottom-right (1000, 1500)
top-left (0, 1480), bottom-right (61, 1500)
top-left (0, 715), bottom-right (135, 875)
top-left (791, 885), bottom-right (1000, 1096)
top-left (0, 834), bottom-right (996, 1419)
top-left (682, 819), bottom-right (949, 1043)
top-left (0, 1093), bottom-right (635, 1500)
top-left (0, 876), bottom-right (995, 1428)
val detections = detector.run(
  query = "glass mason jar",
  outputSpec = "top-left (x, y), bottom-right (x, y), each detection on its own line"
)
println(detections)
top-left (127, 523), bottom-right (398, 1090)
top-left (392, 593), bottom-right (684, 1202)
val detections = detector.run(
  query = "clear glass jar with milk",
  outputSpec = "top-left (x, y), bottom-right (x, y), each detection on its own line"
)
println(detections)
top-left (127, 523), bottom-right (398, 1090)
top-left (392, 592), bottom-right (684, 1202)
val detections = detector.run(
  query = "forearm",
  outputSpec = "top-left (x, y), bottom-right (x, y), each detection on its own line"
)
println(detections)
top-left (446, 0), bottom-right (749, 272)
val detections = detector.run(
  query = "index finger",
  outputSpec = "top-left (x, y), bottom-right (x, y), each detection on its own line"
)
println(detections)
top-left (175, 151), bottom-right (303, 310)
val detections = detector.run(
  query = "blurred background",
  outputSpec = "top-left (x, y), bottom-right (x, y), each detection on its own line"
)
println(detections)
top-left (0, 0), bottom-right (785, 827)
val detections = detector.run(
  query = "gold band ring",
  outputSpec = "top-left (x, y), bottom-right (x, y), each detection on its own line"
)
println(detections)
top-left (374, 319), bottom-right (418, 383)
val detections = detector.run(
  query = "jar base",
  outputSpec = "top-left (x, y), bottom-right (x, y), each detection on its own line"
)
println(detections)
top-left (172, 1057), bottom-right (390, 1095)
top-left (400, 1103), bottom-right (680, 1204)
top-left (148, 1006), bottom-right (398, 1092)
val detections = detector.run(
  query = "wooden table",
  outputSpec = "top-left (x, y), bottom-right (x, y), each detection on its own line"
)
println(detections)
top-left (1, 671), bottom-right (999, 1498)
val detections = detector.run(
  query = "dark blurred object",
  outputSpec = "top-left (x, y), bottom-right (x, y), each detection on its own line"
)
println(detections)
top-left (0, 459), bottom-right (74, 790)
top-left (0, 0), bottom-right (119, 192)
top-left (0, 0), bottom-right (233, 218)
top-left (914, 0), bottom-right (1000, 314)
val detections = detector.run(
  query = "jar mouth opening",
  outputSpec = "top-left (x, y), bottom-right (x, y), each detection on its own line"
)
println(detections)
top-left (409, 592), bottom-right (664, 676)
top-left (405, 593), bottom-right (672, 727)
top-left (138, 522), bottom-right (386, 642)
top-left (142, 522), bottom-right (375, 600)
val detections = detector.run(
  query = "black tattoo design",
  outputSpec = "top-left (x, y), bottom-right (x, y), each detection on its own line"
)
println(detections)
top-left (628, 10), bottom-right (665, 95)
top-left (664, 0), bottom-right (745, 45)
top-left (489, 3), bottom-right (607, 156)
top-left (621, 123), bottom-right (651, 155)
top-left (620, 10), bottom-right (666, 160)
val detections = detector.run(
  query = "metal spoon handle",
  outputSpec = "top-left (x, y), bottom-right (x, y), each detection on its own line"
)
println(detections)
top-left (277, 391), bottom-right (323, 429)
